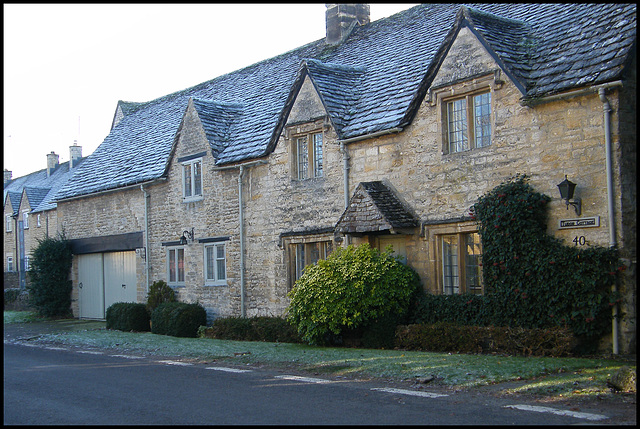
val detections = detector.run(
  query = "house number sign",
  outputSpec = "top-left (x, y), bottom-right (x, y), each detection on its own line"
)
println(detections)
top-left (558, 216), bottom-right (600, 230)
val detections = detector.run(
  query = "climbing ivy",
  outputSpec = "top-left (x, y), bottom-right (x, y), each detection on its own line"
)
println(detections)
top-left (470, 174), bottom-right (623, 352)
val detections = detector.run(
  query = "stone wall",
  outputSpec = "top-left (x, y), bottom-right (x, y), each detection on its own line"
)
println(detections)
top-left (54, 27), bottom-right (635, 352)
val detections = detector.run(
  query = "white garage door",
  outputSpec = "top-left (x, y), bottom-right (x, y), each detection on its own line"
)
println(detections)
top-left (78, 251), bottom-right (138, 320)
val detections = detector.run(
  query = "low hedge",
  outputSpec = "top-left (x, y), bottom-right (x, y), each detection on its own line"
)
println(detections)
top-left (200, 316), bottom-right (302, 343)
top-left (106, 302), bottom-right (150, 332)
top-left (395, 322), bottom-right (576, 357)
top-left (151, 302), bottom-right (207, 338)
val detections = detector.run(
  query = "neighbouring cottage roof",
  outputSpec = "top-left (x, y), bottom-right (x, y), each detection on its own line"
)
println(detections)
top-left (3, 158), bottom-right (85, 214)
top-left (55, 3), bottom-right (636, 201)
top-left (335, 181), bottom-right (418, 234)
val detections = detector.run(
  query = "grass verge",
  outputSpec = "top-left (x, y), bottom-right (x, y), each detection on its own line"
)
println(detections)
top-left (4, 311), bottom-right (635, 400)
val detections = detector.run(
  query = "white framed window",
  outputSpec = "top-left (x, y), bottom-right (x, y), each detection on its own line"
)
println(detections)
top-left (24, 256), bottom-right (30, 271)
top-left (22, 211), bottom-right (29, 229)
top-left (167, 247), bottom-right (185, 286)
top-left (7, 256), bottom-right (14, 272)
top-left (446, 91), bottom-right (491, 153)
top-left (182, 158), bottom-right (203, 201)
top-left (37, 214), bottom-right (41, 228)
top-left (6, 215), bottom-right (12, 232)
top-left (204, 242), bottom-right (227, 285)
top-left (293, 132), bottom-right (323, 180)
top-left (440, 232), bottom-right (483, 295)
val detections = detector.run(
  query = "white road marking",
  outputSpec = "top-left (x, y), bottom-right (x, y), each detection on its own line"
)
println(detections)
top-left (110, 354), bottom-right (145, 359)
top-left (157, 360), bottom-right (193, 366)
top-left (504, 405), bottom-right (608, 421)
top-left (76, 350), bottom-right (103, 355)
top-left (371, 387), bottom-right (449, 398)
top-left (44, 346), bottom-right (67, 351)
top-left (275, 375), bottom-right (333, 384)
top-left (206, 367), bottom-right (253, 373)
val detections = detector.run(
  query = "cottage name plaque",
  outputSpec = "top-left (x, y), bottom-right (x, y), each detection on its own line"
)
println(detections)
top-left (558, 216), bottom-right (600, 230)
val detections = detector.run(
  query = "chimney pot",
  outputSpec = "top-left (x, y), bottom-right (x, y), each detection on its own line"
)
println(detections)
top-left (46, 151), bottom-right (59, 177)
top-left (326, 3), bottom-right (370, 45)
top-left (70, 141), bottom-right (82, 169)
top-left (4, 169), bottom-right (12, 184)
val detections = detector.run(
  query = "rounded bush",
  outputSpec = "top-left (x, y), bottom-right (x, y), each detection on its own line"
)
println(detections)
top-left (106, 302), bottom-right (150, 332)
top-left (286, 243), bottom-right (421, 345)
top-left (151, 302), bottom-right (207, 338)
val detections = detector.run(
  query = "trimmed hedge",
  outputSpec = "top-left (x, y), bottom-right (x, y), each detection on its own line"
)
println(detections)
top-left (395, 323), bottom-right (576, 357)
top-left (106, 302), bottom-right (150, 332)
top-left (151, 302), bottom-right (207, 338)
top-left (200, 316), bottom-right (302, 343)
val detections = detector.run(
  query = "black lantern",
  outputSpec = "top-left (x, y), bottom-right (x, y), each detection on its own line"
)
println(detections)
top-left (180, 228), bottom-right (194, 245)
top-left (557, 175), bottom-right (581, 216)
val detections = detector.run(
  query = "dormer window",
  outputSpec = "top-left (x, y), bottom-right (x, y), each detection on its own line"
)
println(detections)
top-left (182, 158), bottom-right (203, 202)
top-left (445, 91), bottom-right (492, 153)
top-left (293, 132), bottom-right (323, 180)
top-left (429, 71), bottom-right (500, 156)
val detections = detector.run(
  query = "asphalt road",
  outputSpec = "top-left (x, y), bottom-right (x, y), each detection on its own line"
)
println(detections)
top-left (3, 339), bottom-right (623, 425)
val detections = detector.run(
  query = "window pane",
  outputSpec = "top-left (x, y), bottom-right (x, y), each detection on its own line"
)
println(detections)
top-left (194, 161), bottom-right (202, 196)
top-left (442, 235), bottom-right (459, 295)
top-left (206, 246), bottom-right (215, 280)
top-left (297, 137), bottom-right (308, 179)
top-left (474, 93), bottom-right (491, 148)
top-left (169, 249), bottom-right (176, 283)
top-left (183, 164), bottom-right (192, 197)
top-left (308, 242), bottom-right (320, 266)
top-left (295, 244), bottom-right (305, 280)
top-left (177, 248), bottom-right (185, 282)
top-left (216, 245), bottom-right (226, 280)
top-left (465, 233), bottom-right (483, 295)
top-left (313, 133), bottom-right (323, 177)
top-left (447, 99), bottom-right (468, 153)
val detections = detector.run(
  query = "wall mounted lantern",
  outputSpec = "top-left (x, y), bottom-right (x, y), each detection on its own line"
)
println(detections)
top-left (557, 175), bottom-right (581, 216)
top-left (180, 228), bottom-right (195, 245)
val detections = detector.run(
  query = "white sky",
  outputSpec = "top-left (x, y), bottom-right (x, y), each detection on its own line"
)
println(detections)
top-left (3, 3), bottom-right (418, 179)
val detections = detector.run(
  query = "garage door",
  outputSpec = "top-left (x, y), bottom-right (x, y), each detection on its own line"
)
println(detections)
top-left (78, 251), bottom-right (137, 319)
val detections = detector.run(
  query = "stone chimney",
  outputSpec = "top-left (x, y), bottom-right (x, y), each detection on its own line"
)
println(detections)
top-left (4, 169), bottom-right (12, 185)
top-left (46, 151), bottom-right (59, 177)
top-left (70, 141), bottom-right (82, 169)
top-left (326, 3), bottom-right (370, 45)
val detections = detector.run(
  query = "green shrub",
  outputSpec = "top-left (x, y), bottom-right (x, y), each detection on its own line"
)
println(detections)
top-left (287, 243), bottom-right (421, 345)
top-left (151, 302), bottom-right (207, 338)
top-left (27, 234), bottom-right (73, 318)
top-left (106, 302), bottom-right (150, 332)
top-left (145, 280), bottom-right (176, 315)
top-left (395, 323), bottom-right (575, 357)
top-left (4, 288), bottom-right (21, 306)
top-left (200, 316), bottom-right (302, 343)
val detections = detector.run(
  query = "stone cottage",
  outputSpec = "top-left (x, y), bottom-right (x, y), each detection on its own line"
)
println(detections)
top-left (52, 4), bottom-right (636, 353)
top-left (3, 144), bottom-right (84, 289)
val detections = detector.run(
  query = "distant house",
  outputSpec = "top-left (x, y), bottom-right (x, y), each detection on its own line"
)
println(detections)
top-left (52, 4), bottom-right (635, 353)
top-left (3, 144), bottom-right (84, 288)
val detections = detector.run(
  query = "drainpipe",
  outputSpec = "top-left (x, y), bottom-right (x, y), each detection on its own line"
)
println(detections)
top-left (212, 159), bottom-right (267, 318)
top-left (599, 87), bottom-right (618, 355)
top-left (140, 185), bottom-right (150, 294)
top-left (238, 166), bottom-right (246, 318)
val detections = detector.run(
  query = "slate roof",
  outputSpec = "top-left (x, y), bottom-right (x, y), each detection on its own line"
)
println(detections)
top-left (55, 3), bottom-right (636, 201)
top-left (335, 181), bottom-right (418, 234)
top-left (3, 159), bottom-right (85, 214)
